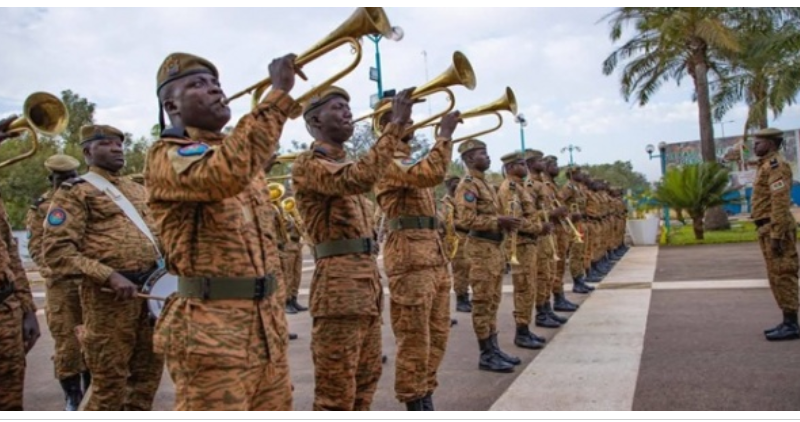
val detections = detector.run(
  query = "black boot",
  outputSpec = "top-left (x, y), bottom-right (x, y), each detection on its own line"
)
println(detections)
top-left (289, 332), bottom-right (298, 340)
top-left (491, 332), bottom-right (521, 365)
top-left (514, 325), bottom-right (544, 349)
top-left (478, 337), bottom-right (514, 373)
top-left (421, 392), bottom-right (434, 411)
top-left (59, 374), bottom-right (83, 411)
top-left (586, 264), bottom-right (604, 283)
top-left (290, 296), bottom-right (308, 312)
top-left (81, 371), bottom-right (91, 393)
top-left (535, 304), bottom-right (561, 328)
top-left (572, 276), bottom-right (594, 294)
top-left (450, 318), bottom-right (458, 326)
top-left (766, 312), bottom-right (800, 341)
top-left (553, 293), bottom-right (579, 312)
top-left (456, 294), bottom-right (472, 313)
top-left (546, 302), bottom-right (568, 324)
top-left (285, 299), bottom-right (298, 314)
top-left (405, 398), bottom-right (425, 411)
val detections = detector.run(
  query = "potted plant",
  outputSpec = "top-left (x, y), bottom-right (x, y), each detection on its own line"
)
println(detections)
top-left (625, 188), bottom-right (661, 245)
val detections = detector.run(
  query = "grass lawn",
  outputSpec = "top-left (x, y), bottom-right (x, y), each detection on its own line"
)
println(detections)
top-left (664, 221), bottom-right (760, 246)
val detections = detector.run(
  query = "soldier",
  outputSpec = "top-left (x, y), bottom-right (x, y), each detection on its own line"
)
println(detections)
top-left (583, 178), bottom-right (606, 282)
top-left (25, 154), bottom-right (88, 410)
top-left (751, 128), bottom-right (800, 341)
top-left (282, 186), bottom-right (307, 314)
top-left (0, 116), bottom-right (41, 411)
top-left (373, 97), bottom-right (461, 410)
top-left (560, 166), bottom-right (594, 294)
top-left (455, 140), bottom-right (522, 373)
top-left (525, 151), bottom-right (568, 328)
top-left (145, 52), bottom-right (299, 411)
top-left (43, 124), bottom-right (164, 411)
top-left (497, 151), bottom-right (549, 350)
top-left (542, 156), bottom-right (581, 311)
top-left (292, 86), bottom-right (414, 410)
top-left (442, 174), bottom-right (473, 313)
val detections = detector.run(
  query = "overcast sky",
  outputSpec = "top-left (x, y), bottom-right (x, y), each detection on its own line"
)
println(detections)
top-left (2, 7), bottom-right (799, 180)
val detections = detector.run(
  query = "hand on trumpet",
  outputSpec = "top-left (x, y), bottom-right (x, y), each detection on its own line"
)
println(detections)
top-left (0, 115), bottom-right (20, 143)
top-left (107, 272), bottom-right (138, 301)
top-left (570, 212), bottom-right (583, 222)
top-left (498, 216), bottom-right (522, 231)
top-left (269, 53), bottom-right (301, 93)
top-left (436, 110), bottom-right (462, 139)
top-left (540, 221), bottom-right (555, 236)
top-left (549, 205), bottom-right (568, 220)
top-left (390, 87), bottom-right (417, 127)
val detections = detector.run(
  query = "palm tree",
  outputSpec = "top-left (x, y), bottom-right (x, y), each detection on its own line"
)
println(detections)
top-left (601, 7), bottom-right (741, 162)
top-left (711, 9), bottom-right (800, 134)
top-left (654, 162), bottom-right (732, 240)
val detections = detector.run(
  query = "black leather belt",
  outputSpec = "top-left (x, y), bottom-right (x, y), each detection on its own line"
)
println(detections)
top-left (754, 218), bottom-right (771, 227)
top-left (518, 232), bottom-right (538, 241)
top-left (387, 216), bottom-right (438, 231)
top-left (456, 227), bottom-right (469, 235)
top-left (469, 230), bottom-right (504, 242)
top-left (178, 275), bottom-right (277, 300)
top-left (314, 237), bottom-right (376, 259)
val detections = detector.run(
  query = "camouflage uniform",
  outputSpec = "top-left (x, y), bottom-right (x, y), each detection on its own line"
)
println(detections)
top-left (43, 159), bottom-right (164, 411)
top-left (146, 53), bottom-right (297, 411)
top-left (374, 134), bottom-right (452, 408)
top-left (753, 150), bottom-right (799, 314)
top-left (0, 195), bottom-right (36, 411)
top-left (292, 111), bottom-right (403, 410)
top-left (27, 189), bottom-right (86, 381)
top-left (441, 193), bottom-right (471, 309)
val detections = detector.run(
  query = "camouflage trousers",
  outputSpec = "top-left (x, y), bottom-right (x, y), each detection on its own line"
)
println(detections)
top-left (758, 230), bottom-right (800, 313)
top-left (466, 238), bottom-right (504, 340)
top-left (389, 265), bottom-right (451, 403)
top-left (45, 279), bottom-right (85, 380)
top-left (512, 242), bottom-right (538, 326)
top-left (570, 221), bottom-right (587, 278)
top-left (451, 235), bottom-right (470, 296)
top-left (282, 243), bottom-right (303, 298)
top-left (536, 235), bottom-right (556, 305)
top-left (0, 306), bottom-right (25, 410)
top-left (81, 285), bottom-right (164, 411)
top-left (551, 228), bottom-right (571, 295)
top-left (312, 315), bottom-right (382, 410)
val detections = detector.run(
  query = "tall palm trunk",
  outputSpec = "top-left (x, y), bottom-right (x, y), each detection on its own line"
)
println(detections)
top-left (693, 58), bottom-right (717, 163)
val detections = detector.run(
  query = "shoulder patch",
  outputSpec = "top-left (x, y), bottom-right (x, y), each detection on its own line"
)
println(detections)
top-left (771, 180), bottom-right (787, 191)
top-left (393, 157), bottom-right (418, 173)
top-left (464, 191), bottom-right (477, 203)
top-left (770, 158), bottom-right (779, 169)
top-left (177, 143), bottom-right (210, 157)
top-left (46, 208), bottom-right (67, 226)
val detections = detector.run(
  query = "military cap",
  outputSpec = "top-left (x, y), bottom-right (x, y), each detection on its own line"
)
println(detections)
top-left (156, 52), bottom-right (218, 94)
top-left (458, 139), bottom-right (486, 155)
top-left (565, 164), bottom-right (581, 175)
top-left (80, 124), bottom-right (124, 144)
top-left (44, 154), bottom-right (80, 172)
top-left (302, 86), bottom-right (350, 119)
top-left (753, 127), bottom-right (783, 139)
top-left (524, 149), bottom-right (544, 161)
top-left (500, 151), bottom-right (525, 165)
top-left (543, 155), bottom-right (557, 163)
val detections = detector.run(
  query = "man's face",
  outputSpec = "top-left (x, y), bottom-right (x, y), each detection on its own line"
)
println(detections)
top-left (312, 96), bottom-right (353, 143)
top-left (754, 137), bottom-right (774, 157)
top-left (49, 170), bottom-right (78, 189)
top-left (507, 161), bottom-right (528, 178)
top-left (85, 137), bottom-right (125, 172)
top-left (165, 73), bottom-right (231, 132)
top-left (547, 161), bottom-right (559, 177)
top-left (468, 148), bottom-right (491, 172)
top-left (531, 158), bottom-right (545, 172)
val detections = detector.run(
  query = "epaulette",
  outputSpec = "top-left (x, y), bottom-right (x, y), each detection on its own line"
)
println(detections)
top-left (60, 177), bottom-right (85, 189)
top-left (770, 158), bottom-right (779, 169)
top-left (464, 175), bottom-right (473, 182)
top-left (30, 196), bottom-right (46, 211)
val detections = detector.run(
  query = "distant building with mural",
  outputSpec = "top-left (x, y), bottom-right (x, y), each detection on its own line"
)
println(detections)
top-left (663, 127), bottom-right (800, 212)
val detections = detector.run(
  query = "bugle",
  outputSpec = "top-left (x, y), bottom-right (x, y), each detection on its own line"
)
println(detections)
top-left (554, 198), bottom-right (584, 244)
top-left (225, 7), bottom-right (399, 111)
top-left (354, 51), bottom-right (477, 135)
top-left (1, 92), bottom-right (69, 169)
top-left (452, 87), bottom-right (517, 143)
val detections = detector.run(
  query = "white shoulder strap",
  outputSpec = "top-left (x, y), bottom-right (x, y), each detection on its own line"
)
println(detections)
top-left (81, 171), bottom-right (162, 259)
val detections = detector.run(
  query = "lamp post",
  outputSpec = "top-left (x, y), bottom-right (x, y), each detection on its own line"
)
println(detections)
top-left (367, 26), bottom-right (404, 108)
top-left (514, 113), bottom-right (527, 152)
top-left (560, 144), bottom-right (582, 165)
top-left (646, 141), bottom-right (670, 233)
top-left (718, 119), bottom-right (735, 139)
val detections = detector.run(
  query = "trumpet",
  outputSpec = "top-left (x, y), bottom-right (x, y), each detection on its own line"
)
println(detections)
top-left (268, 182), bottom-right (290, 243)
top-left (420, 87), bottom-right (517, 143)
top-left (274, 152), bottom-right (300, 164)
top-left (1, 92), bottom-right (69, 169)
top-left (542, 202), bottom-right (561, 262)
top-left (225, 7), bottom-right (399, 111)
top-left (555, 198), bottom-right (584, 244)
top-left (354, 50), bottom-right (477, 135)
top-left (281, 196), bottom-right (306, 241)
top-left (505, 192), bottom-right (521, 266)
top-left (266, 174), bottom-right (291, 181)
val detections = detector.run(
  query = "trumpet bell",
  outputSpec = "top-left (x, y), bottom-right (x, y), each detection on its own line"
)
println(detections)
top-left (268, 182), bottom-right (286, 202)
top-left (281, 197), bottom-right (296, 212)
top-left (452, 87), bottom-right (518, 143)
top-left (1, 92), bottom-right (69, 169)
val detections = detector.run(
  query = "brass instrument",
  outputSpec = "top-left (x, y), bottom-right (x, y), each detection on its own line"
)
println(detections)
top-left (444, 201), bottom-right (459, 259)
top-left (354, 51), bottom-right (477, 135)
top-left (542, 201), bottom-right (561, 262)
top-left (450, 87), bottom-right (517, 143)
top-left (1, 92), bottom-right (69, 169)
top-left (281, 196), bottom-right (306, 241)
top-left (225, 7), bottom-right (398, 110)
top-left (274, 153), bottom-right (300, 164)
top-left (266, 174), bottom-right (291, 181)
top-left (268, 182), bottom-right (290, 243)
top-left (554, 198), bottom-right (584, 244)
top-left (505, 190), bottom-right (521, 266)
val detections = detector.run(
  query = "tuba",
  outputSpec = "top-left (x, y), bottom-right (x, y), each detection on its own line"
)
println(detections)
top-left (354, 51), bottom-right (477, 136)
top-left (225, 7), bottom-right (400, 111)
top-left (1, 92), bottom-right (69, 169)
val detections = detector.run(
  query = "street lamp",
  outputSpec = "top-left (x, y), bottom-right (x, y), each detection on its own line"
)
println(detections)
top-left (646, 141), bottom-right (670, 233)
top-left (367, 26), bottom-right (404, 107)
top-left (514, 113), bottom-right (527, 151)
top-left (560, 144), bottom-right (582, 165)
top-left (718, 119), bottom-right (735, 139)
